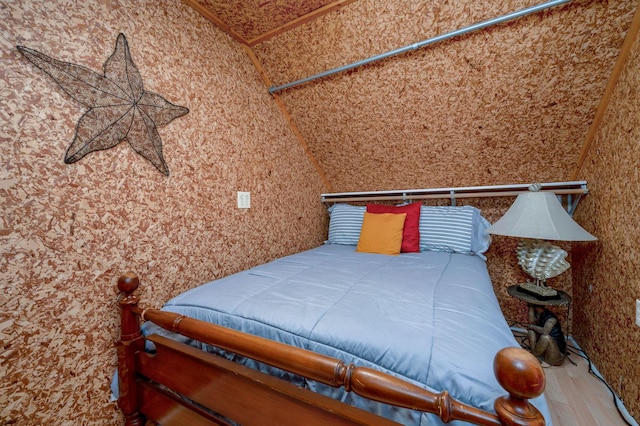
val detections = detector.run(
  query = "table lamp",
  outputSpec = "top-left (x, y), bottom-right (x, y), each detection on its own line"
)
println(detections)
top-left (487, 184), bottom-right (597, 298)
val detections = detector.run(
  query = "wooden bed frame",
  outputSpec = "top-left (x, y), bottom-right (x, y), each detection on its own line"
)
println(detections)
top-left (117, 272), bottom-right (547, 426)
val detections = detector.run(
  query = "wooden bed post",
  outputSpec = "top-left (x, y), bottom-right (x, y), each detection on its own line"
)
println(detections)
top-left (493, 347), bottom-right (546, 426)
top-left (116, 272), bottom-right (145, 426)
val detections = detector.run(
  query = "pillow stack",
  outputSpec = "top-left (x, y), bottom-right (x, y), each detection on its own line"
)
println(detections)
top-left (327, 203), bottom-right (491, 258)
top-left (359, 203), bottom-right (422, 254)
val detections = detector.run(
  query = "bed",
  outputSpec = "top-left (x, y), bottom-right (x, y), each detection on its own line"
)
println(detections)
top-left (116, 202), bottom-right (551, 425)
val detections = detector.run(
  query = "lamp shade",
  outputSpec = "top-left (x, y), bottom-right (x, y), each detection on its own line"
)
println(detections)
top-left (487, 191), bottom-right (597, 241)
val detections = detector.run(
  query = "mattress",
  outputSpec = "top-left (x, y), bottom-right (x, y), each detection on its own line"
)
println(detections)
top-left (143, 244), bottom-right (552, 425)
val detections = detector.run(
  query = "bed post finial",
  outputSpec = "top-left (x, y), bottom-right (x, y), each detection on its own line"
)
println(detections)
top-left (493, 347), bottom-right (546, 425)
top-left (117, 272), bottom-right (144, 426)
top-left (118, 271), bottom-right (140, 296)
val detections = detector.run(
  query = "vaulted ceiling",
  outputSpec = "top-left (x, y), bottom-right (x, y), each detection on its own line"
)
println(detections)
top-left (183, 0), bottom-right (354, 45)
top-left (184, 0), bottom-right (637, 192)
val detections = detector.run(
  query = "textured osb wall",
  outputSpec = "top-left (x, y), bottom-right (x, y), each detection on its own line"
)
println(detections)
top-left (192, 0), bottom-right (337, 41)
top-left (572, 15), bottom-right (640, 420)
top-left (0, 1), bottom-right (327, 424)
top-left (254, 0), bottom-right (636, 191)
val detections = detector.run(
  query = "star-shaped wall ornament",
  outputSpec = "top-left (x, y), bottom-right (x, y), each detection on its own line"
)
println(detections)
top-left (17, 33), bottom-right (189, 176)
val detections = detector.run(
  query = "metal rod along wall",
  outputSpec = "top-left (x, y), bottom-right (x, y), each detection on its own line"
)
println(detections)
top-left (321, 181), bottom-right (589, 215)
top-left (269, 0), bottom-right (572, 94)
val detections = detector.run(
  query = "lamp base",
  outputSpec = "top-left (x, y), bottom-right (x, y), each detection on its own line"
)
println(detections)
top-left (518, 282), bottom-right (559, 300)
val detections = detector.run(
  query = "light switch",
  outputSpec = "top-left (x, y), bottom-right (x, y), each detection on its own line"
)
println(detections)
top-left (237, 191), bottom-right (250, 209)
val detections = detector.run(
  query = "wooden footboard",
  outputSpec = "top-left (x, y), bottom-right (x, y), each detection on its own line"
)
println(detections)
top-left (116, 272), bottom-right (546, 426)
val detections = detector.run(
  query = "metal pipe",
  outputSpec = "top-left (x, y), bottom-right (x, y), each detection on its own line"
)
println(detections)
top-left (320, 181), bottom-right (589, 213)
top-left (321, 181), bottom-right (588, 200)
top-left (269, 0), bottom-right (571, 94)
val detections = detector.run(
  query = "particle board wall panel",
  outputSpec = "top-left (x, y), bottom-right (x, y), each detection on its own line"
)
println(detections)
top-left (572, 8), bottom-right (640, 419)
top-left (188, 0), bottom-right (338, 42)
top-left (242, 44), bottom-right (333, 190)
top-left (0, 1), bottom-right (327, 424)
top-left (256, 0), bottom-right (578, 87)
top-left (253, 0), bottom-right (635, 192)
top-left (572, 0), bottom-right (640, 180)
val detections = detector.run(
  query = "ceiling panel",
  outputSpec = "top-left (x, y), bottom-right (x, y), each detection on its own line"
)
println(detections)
top-left (188, 0), bottom-right (340, 42)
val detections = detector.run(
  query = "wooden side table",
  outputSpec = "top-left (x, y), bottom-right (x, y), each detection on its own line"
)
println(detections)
top-left (507, 285), bottom-right (571, 336)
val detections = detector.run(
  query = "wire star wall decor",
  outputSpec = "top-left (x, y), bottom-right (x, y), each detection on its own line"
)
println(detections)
top-left (17, 33), bottom-right (189, 176)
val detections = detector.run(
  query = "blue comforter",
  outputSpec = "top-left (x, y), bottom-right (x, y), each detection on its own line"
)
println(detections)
top-left (144, 244), bottom-right (552, 425)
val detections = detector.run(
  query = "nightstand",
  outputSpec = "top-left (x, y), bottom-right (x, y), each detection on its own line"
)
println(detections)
top-left (508, 285), bottom-right (571, 364)
top-left (507, 285), bottom-right (571, 336)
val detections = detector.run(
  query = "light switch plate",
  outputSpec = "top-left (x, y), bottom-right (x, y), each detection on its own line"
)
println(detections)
top-left (237, 191), bottom-right (250, 209)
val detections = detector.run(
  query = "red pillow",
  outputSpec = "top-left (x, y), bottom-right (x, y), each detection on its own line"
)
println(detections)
top-left (366, 203), bottom-right (421, 253)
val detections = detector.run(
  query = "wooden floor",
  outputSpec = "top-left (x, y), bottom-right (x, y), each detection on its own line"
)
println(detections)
top-left (544, 352), bottom-right (632, 425)
top-left (513, 332), bottom-right (635, 426)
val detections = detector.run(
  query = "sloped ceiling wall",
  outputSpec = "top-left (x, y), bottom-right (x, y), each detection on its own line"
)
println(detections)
top-left (192, 0), bottom-right (636, 192)
top-left (572, 12), bottom-right (640, 418)
top-left (252, 0), bottom-right (636, 191)
top-left (186, 0), bottom-right (344, 43)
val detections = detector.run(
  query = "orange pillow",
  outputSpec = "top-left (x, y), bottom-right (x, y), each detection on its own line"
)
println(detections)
top-left (367, 202), bottom-right (421, 253)
top-left (356, 212), bottom-right (407, 255)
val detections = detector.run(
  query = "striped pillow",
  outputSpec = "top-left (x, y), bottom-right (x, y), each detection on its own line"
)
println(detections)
top-left (327, 204), bottom-right (366, 245)
top-left (419, 206), bottom-right (487, 255)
